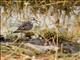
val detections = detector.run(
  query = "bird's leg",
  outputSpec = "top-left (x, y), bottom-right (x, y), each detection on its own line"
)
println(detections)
top-left (21, 32), bottom-right (23, 39)
top-left (52, 36), bottom-right (56, 45)
top-left (20, 32), bottom-right (24, 42)
top-left (60, 43), bottom-right (63, 54)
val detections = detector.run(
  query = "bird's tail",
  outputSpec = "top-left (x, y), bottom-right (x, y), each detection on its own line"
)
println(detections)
top-left (13, 30), bottom-right (21, 33)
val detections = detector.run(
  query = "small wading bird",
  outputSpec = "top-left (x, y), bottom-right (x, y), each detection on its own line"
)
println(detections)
top-left (13, 18), bottom-right (38, 39)
top-left (13, 18), bottom-right (55, 46)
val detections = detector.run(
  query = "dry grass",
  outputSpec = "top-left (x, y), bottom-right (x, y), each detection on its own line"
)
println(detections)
top-left (0, 0), bottom-right (80, 60)
top-left (0, 43), bottom-right (80, 60)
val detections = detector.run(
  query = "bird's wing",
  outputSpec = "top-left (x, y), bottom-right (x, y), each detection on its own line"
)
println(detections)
top-left (17, 21), bottom-right (33, 30)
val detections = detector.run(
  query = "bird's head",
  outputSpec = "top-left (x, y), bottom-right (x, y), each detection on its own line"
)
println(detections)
top-left (31, 17), bottom-right (40, 24)
top-left (30, 18), bottom-right (37, 23)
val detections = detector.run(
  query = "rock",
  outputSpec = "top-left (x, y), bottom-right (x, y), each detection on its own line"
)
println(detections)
top-left (28, 37), bottom-right (45, 45)
top-left (0, 35), bottom-right (6, 42)
top-left (62, 42), bottom-right (80, 53)
top-left (25, 43), bottom-right (59, 53)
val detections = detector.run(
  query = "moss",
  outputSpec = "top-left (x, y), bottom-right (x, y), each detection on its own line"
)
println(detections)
top-left (25, 32), bottom-right (34, 38)
top-left (43, 30), bottom-right (56, 39)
